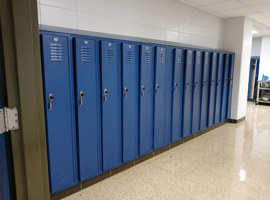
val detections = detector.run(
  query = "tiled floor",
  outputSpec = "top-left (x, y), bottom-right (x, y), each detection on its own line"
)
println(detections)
top-left (64, 102), bottom-right (270, 200)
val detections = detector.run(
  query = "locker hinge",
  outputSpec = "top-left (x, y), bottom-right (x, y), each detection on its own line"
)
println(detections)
top-left (0, 107), bottom-right (19, 134)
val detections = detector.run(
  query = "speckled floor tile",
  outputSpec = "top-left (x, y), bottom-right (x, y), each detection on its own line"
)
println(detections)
top-left (64, 102), bottom-right (270, 200)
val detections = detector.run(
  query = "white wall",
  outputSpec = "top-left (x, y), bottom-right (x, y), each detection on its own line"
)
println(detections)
top-left (251, 38), bottom-right (261, 57)
top-left (222, 17), bottom-right (253, 120)
top-left (38, 0), bottom-right (224, 49)
top-left (259, 36), bottom-right (270, 78)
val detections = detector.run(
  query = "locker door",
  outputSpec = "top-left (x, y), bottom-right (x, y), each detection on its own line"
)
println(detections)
top-left (215, 53), bottom-right (224, 124)
top-left (122, 43), bottom-right (139, 163)
top-left (227, 54), bottom-right (235, 119)
top-left (164, 47), bottom-right (174, 145)
top-left (172, 49), bottom-right (185, 142)
top-left (140, 45), bottom-right (154, 156)
top-left (41, 34), bottom-right (78, 194)
top-left (74, 38), bottom-right (101, 181)
top-left (192, 50), bottom-right (203, 134)
top-left (183, 49), bottom-right (194, 138)
top-left (200, 51), bottom-right (211, 130)
top-left (208, 52), bottom-right (218, 127)
top-left (154, 47), bottom-right (166, 149)
top-left (0, 98), bottom-right (10, 200)
top-left (101, 41), bottom-right (122, 171)
top-left (221, 53), bottom-right (230, 122)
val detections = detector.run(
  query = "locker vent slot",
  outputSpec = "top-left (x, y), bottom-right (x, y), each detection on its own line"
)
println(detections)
top-left (85, 160), bottom-right (95, 174)
top-left (50, 43), bottom-right (63, 62)
top-left (81, 46), bottom-right (92, 62)
top-left (177, 53), bottom-right (182, 64)
top-left (158, 52), bottom-right (165, 64)
top-left (126, 50), bottom-right (134, 64)
top-left (106, 152), bottom-right (116, 166)
top-left (106, 49), bottom-right (115, 63)
top-left (56, 168), bottom-right (71, 187)
top-left (145, 52), bottom-right (150, 64)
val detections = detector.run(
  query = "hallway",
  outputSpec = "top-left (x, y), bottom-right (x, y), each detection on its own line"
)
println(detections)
top-left (65, 102), bottom-right (270, 200)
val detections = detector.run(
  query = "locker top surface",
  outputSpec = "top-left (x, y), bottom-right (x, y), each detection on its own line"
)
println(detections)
top-left (39, 25), bottom-right (235, 54)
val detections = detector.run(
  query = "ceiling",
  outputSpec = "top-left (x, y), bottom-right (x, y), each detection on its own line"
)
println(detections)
top-left (176, 0), bottom-right (270, 37)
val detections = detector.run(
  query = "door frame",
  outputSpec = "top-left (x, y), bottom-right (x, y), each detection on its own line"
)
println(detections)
top-left (247, 56), bottom-right (260, 100)
top-left (0, 0), bottom-right (50, 199)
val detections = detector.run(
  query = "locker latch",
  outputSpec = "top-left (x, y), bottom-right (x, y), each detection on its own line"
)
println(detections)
top-left (0, 107), bottom-right (19, 134)
top-left (124, 87), bottom-right (128, 100)
top-left (203, 80), bottom-right (206, 87)
top-left (174, 83), bottom-right (178, 95)
top-left (194, 81), bottom-right (198, 88)
top-left (156, 84), bottom-right (160, 95)
top-left (104, 89), bottom-right (108, 103)
top-left (141, 85), bottom-right (145, 97)
top-left (79, 91), bottom-right (84, 106)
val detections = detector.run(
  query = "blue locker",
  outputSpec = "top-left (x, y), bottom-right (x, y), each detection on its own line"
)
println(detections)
top-left (172, 49), bottom-right (185, 142)
top-left (214, 53), bottom-right (224, 124)
top-left (208, 52), bottom-right (218, 127)
top-left (183, 49), bottom-right (194, 138)
top-left (221, 53), bottom-right (230, 122)
top-left (122, 43), bottom-right (139, 163)
top-left (164, 47), bottom-right (174, 145)
top-left (154, 47), bottom-right (166, 149)
top-left (41, 34), bottom-right (78, 194)
top-left (227, 54), bottom-right (235, 119)
top-left (200, 51), bottom-right (211, 130)
top-left (140, 45), bottom-right (154, 156)
top-left (0, 98), bottom-right (10, 200)
top-left (192, 50), bottom-right (203, 134)
top-left (100, 40), bottom-right (122, 171)
top-left (74, 38), bottom-right (101, 181)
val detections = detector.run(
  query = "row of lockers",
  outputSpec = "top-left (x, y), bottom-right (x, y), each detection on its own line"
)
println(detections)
top-left (40, 31), bottom-right (235, 194)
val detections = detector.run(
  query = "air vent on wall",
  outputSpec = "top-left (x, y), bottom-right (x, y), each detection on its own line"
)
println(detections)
top-left (50, 43), bottom-right (63, 62)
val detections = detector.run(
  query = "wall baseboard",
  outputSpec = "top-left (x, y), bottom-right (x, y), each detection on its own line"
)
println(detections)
top-left (229, 116), bottom-right (246, 123)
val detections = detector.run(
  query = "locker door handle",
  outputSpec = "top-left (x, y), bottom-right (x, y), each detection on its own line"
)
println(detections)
top-left (156, 84), bottom-right (160, 95)
top-left (104, 89), bottom-right (108, 103)
top-left (217, 80), bottom-right (220, 85)
top-left (185, 82), bottom-right (189, 89)
top-left (142, 85), bottom-right (145, 97)
top-left (79, 91), bottom-right (84, 107)
top-left (211, 80), bottom-right (214, 86)
top-left (194, 81), bottom-right (198, 88)
top-left (174, 83), bottom-right (178, 95)
top-left (124, 87), bottom-right (128, 100)
top-left (203, 80), bottom-right (206, 87)
top-left (48, 93), bottom-right (54, 111)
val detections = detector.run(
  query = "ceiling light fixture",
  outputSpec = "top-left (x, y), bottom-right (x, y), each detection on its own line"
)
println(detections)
top-left (252, 30), bottom-right (258, 34)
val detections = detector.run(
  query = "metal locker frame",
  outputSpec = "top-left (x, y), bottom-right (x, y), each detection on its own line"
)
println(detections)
top-left (73, 37), bottom-right (102, 182)
top-left (221, 53), bottom-right (230, 122)
top-left (172, 48), bottom-right (185, 142)
top-left (192, 50), bottom-right (203, 134)
top-left (40, 33), bottom-right (78, 194)
top-left (227, 53), bottom-right (235, 119)
top-left (200, 51), bottom-right (211, 131)
top-left (139, 45), bottom-right (155, 156)
top-left (122, 42), bottom-right (140, 163)
top-left (208, 52), bottom-right (218, 127)
top-left (183, 49), bottom-right (195, 138)
top-left (214, 52), bottom-right (224, 124)
top-left (100, 40), bottom-right (122, 172)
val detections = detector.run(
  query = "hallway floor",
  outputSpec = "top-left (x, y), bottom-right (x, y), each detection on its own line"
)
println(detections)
top-left (64, 102), bottom-right (270, 200)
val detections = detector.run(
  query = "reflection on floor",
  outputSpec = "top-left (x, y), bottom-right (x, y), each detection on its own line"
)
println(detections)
top-left (64, 102), bottom-right (270, 200)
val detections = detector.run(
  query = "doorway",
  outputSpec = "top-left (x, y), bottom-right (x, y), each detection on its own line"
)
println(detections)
top-left (248, 57), bottom-right (260, 100)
